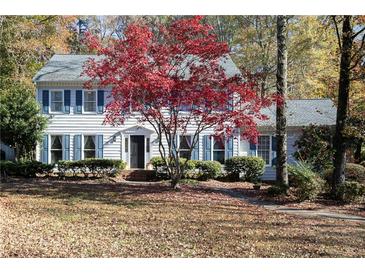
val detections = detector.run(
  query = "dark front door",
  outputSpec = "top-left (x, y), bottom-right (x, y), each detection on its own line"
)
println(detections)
top-left (130, 135), bottom-right (145, 168)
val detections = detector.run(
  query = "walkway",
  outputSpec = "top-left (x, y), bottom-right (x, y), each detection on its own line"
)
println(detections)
top-left (214, 187), bottom-right (365, 223)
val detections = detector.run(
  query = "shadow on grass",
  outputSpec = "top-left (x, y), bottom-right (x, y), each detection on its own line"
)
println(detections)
top-left (0, 177), bottom-right (174, 207)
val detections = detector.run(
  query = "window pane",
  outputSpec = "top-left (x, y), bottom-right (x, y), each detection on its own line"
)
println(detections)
top-left (258, 136), bottom-right (270, 165)
top-left (179, 135), bottom-right (191, 150)
top-left (146, 138), bottom-right (150, 153)
top-left (84, 91), bottom-right (96, 101)
top-left (213, 151), bottom-right (225, 164)
top-left (51, 91), bottom-right (63, 101)
top-left (84, 150), bottom-right (95, 159)
top-left (125, 138), bottom-right (129, 153)
top-left (84, 136), bottom-right (95, 149)
top-left (51, 150), bottom-right (62, 164)
top-left (51, 102), bottom-right (63, 112)
top-left (84, 102), bottom-right (96, 112)
top-left (51, 136), bottom-right (62, 149)
top-left (179, 150), bottom-right (191, 160)
top-left (213, 136), bottom-right (225, 149)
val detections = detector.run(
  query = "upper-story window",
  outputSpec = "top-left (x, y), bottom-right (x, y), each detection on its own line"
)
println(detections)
top-left (84, 90), bottom-right (96, 112)
top-left (50, 90), bottom-right (63, 112)
top-left (257, 135), bottom-right (270, 165)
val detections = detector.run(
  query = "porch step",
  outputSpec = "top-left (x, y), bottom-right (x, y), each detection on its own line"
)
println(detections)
top-left (120, 170), bottom-right (156, 181)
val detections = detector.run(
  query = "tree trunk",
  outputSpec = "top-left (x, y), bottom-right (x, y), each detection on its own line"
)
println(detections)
top-left (276, 15), bottom-right (289, 188)
top-left (332, 16), bottom-right (353, 195)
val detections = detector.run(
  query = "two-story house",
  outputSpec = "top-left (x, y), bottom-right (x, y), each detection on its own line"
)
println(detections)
top-left (33, 54), bottom-right (337, 180)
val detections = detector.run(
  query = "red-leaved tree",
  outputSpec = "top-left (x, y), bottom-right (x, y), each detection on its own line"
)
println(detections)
top-left (83, 16), bottom-right (272, 187)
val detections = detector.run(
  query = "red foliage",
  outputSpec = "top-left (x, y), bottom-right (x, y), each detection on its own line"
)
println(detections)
top-left (82, 16), bottom-right (273, 143)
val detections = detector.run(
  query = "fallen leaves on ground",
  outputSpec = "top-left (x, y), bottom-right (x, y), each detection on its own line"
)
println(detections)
top-left (0, 178), bottom-right (364, 257)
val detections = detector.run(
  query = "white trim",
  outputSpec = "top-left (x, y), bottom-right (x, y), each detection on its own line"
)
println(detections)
top-left (211, 136), bottom-right (225, 163)
top-left (257, 134), bottom-right (272, 167)
top-left (82, 134), bottom-right (97, 159)
top-left (82, 90), bottom-right (97, 114)
top-left (49, 90), bottom-right (64, 114)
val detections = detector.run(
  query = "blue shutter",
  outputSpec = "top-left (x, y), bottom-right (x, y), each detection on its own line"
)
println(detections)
top-left (271, 135), bottom-right (277, 166)
top-left (226, 136), bottom-right (233, 159)
top-left (271, 135), bottom-right (277, 151)
top-left (41, 135), bottom-right (48, 163)
top-left (63, 135), bottom-right (70, 160)
top-left (75, 90), bottom-right (82, 114)
top-left (203, 135), bottom-right (211, 161)
top-left (192, 135), bottom-right (199, 160)
top-left (249, 141), bottom-right (257, 156)
top-left (96, 135), bottom-right (103, 158)
top-left (74, 135), bottom-right (81, 160)
top-left (97, 90), bottom-right (104, 113)
top-left (42, 90), bottom-right (49, 114)
top-left (64, 90), bottom-right (71, 113)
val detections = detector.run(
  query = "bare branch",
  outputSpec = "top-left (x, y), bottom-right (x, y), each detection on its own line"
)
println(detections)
top-left (332, 16), bottom-right (342, 52)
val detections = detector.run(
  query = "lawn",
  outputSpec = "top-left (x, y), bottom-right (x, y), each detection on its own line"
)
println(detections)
top-left (0, 178), bottom-right (364, 257)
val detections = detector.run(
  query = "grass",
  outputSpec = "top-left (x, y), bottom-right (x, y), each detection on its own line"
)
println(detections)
top-left (0, 177), bottom-right (364, 257)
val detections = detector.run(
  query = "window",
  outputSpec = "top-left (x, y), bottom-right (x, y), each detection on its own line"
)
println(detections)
top-left (84, 136), bottom-right (96, 159)
top-left (84, 90), bottom-right (96, 112)
top-left (179, 135), bottom-right (192, 159)
top-left (146, 138), bottom-right (150, 153)
top-left (213, 136), bottom-right (225, 164)
top-left (125, 137), bottom-right (129, 153)
top-left (51, 135), bottom-right (63, 163)
top-left (50, 91), bottom-right (63, 112)
top-left (179, 104), bottom-right (192, 111)
top-left (257, 136), bottom-right (270, 165)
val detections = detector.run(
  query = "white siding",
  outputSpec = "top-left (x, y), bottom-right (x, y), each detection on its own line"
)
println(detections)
top-left (36, 85), bottom-right (302, 177)
top-left (36, 86), bottom-right (239, 166)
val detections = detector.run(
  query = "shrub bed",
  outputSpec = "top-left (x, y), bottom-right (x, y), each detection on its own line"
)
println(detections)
top-left (195, 160), bottom-right (222, 180)
top-left (336, 181), bottom-right (365, 203)
top-left (149, 157), bottom-right (221, 181)
top-left (322, 163), bottom-right (365, 185)
top-left (288, 161), bottom-right (325, 201)
top-left (57, 159), bottom-right (126, 178)
top-left (224, 156), bottom-right (265, 182)
top-left (0, 160), bottom-right (54, 178)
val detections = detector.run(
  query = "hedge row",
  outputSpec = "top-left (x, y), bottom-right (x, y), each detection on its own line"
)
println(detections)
top-left (0, 159), bottom-right (126, 178)
top-left (58, 159), bottom-right (126, 178)
top-left (149, 156), bottom-right (264, 182)
top-left (0, 160), bottom-right (53, 178)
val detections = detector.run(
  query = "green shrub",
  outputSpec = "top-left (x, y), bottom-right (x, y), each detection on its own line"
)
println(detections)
top-left (322, 163), bottom-right (365, 185)
top-left (57, 159), bottom-right (126, 178)
top-left (195, 160), bottom-right (222, 181)
top-left (0, 160), bottom-right (53, 177)
top-left (149, 156), bottom-right (196, 179)
top-left (178, 178), bottom-right (199, 186)
top-left (294, 124), bottom-right (334, 172)
top-left (336, 181), bottom-right (365, 203)
top-left (288, 161), bottom-right (325, 201)
top-left (224, 156), bottom-right (265, 182)
top-left (0, 160), bottom-right (17, 175)
top-left (267, 185), bottom-right (287, 196)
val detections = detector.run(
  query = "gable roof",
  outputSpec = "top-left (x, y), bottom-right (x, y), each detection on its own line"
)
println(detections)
top-left (33, 55), bottom-right (336, 127)
top-left (258, 99), bottom-right (336, 127)
top-left (33, 54), bottom-right (241, 83)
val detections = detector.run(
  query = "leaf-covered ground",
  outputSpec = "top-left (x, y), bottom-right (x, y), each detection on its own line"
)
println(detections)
top-left (0, 178), bottom-right (364, 258)
top-left (216, 181), bottom-right (365, 218)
